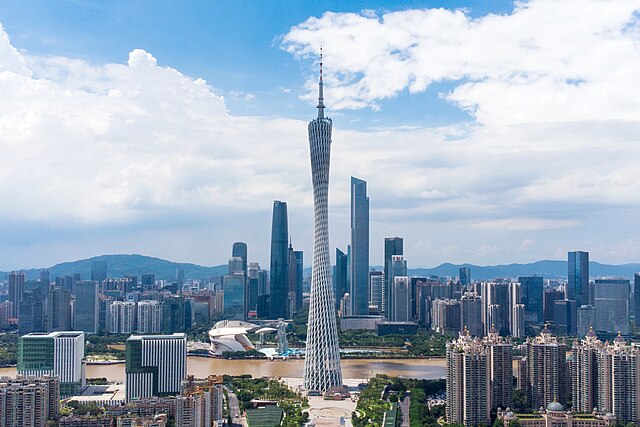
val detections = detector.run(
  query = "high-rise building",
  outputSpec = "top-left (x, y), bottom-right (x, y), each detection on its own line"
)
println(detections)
top-left (388, 255), bottom-right (408, 321)
top-left (162, 296), bottom-right (184, 334)
top-left (288, 246), bottom-right (304, 316)
top-left (303, 57), bottom-right (343, 393)
top-left (46, 286), bottom-right (72, 332)
top-left (248, 263), bottom-right (266, 315)
top-left (18, 283), bottom-right (47, 335)
top-left (369, 271), bottom-right (383, 312)
top-left (594, 279), bottom-right (630, 336)
top-left (392, 277), bottom-right (411, 322)
top-left (577, 305), bottom-right (597, 338)
top-left (485, 328), bottom-right (513, 411)
top-left (446, 333), bottom-right (490, 427)
top-left (350, 176), bottom-right (369, 316)
top-left (634, 273), bottom-right (640, 319)
top-left (125, 333), bottom-right (187, 402)
top-left (568, 251), bottom-right (590, 306)
top-left (74, 281), bottom-right (99, 334)
top-left (110, 301), bottom-right (137, 334)
top-left (18, 331), bottom-right (85, 397)
top-left (334, 248), bottom-right (348, 309)
top-left (91, 260), bottom-right (108, 284)
top-left (461, 292), bottom-right (483, 337)
top-left (517, 276), bottom-right (544, 324)
top-left (526, 327), bottom-right (568, 410)
top-left (481, 281), bottom-right (511, 335)
top-left (543, 288), bottom-right (564, 323)
top-left (432, 299), bottom-right (462, 336)
top-left (383, 238), bottom-right (403, 317)
top-left (137, 300), bottom-right (163, 334)
top-left (222, 275), bottom-right (245, 320)
top-left (8, 271), bottom-right (25, 318)
top-left (0, 376), bottom-right (60, 424)
top-left (572, 328), bottom-right (601, 414)
top-left (459, 267), bottom-right (471, 287)
top-left (270, 200), bottom-right (289, 319)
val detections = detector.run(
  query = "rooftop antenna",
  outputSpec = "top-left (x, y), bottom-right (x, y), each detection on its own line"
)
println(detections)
top-left (317, 46), bottom-right (325, 118)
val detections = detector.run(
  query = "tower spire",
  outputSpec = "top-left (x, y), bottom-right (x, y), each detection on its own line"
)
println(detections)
top-left (317, 46), bottom-right (325, 119)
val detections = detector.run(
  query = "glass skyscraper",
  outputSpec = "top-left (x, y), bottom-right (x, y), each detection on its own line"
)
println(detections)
top-left (334, 248), bottom-right (348, 309)
top-left (74, 280), bottom-right (99, 334)
top-left (270, 200), bottom-right (289, 319)
top-left (383, 237), bottom-right (403, 317)
top-left (567, 251), bottom-right (590, 306)
top-left (350, 177), bottom-right (369, 316)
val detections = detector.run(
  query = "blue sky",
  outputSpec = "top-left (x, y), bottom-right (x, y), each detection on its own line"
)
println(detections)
top-left (1, 0), bottom-right (640, 270)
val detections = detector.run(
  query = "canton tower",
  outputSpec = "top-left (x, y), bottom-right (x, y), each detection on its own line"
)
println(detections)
top-left (303, 50), bottom-right (343, 392)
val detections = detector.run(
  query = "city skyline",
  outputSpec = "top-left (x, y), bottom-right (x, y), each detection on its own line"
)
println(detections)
top-left (2, 1), bottom-right (640, 270)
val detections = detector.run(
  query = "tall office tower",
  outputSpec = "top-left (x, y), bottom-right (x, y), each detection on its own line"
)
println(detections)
top-left (388, 255), bottom-right (408, 321)
top-left (383, 237), bottom-right (403, 317)
top-left (303, 56), bottom-right (342, 393)
top-left (162, 296), bottom-right (185, 333)
top-left (572, 328), bottom-right (601, 413)
top-left (18, 285), bottom-right (47, 335)
top-left (18, 331), bottom-right (85, 397)
top-left (334, 248), bottom-right (348, 309)
top-left (39, 270), bottom-right (50, 286)
top-left (176, 267), bottom-right (185, 288)
top-left (432, 299), bottom-right (462, 335)
top-left (222, 274), bottom-right (245, 320)
top-left (512, 304), bottom-right (525, 338)
top-left (485, 328), bottom-right (513, 410)
top-left (597, 334), bottom-right (640, 423)
top-left (232, 242), bottom-right (248, 315)
top-left (141, 274), bottom-right (156, 291)
top-left (248, 263), bottom-right (266, 314)
top-left (634, 273), bottom-right (640, 319)
top-left (109, 301), bottom-right (137, 333)
top-left (481, 282), bottom-right (511, 335)
top-left (446, 334), bottom-right (490, 427)
top-left (577, 305), bottom-right (597, 338)
top-left (137, 300), bottom-right (163, 333)
top-left (287, 245), bottom-right (304, 316)
top-left (543, 288), bottom-right (564, 323)
top-left (416, 280), bottom-right (433, 327)
top-left (369, 271), bottom-right (383, 312)
top-left (46, 286), bottom-right (72, 331)
top-left (74, 281), bottom-right (99, 334)
top-left (568, 251), bottom-right (590, 306)
top-left (125, 333), bottom-right (187, 402)
top-left (461, 292), bottom-right (483, 337)
top-left (270, 200), bottom-right (289, 319)
top-left (526, 327), bottom-right (568, 409)
top-left (350, 176), bottom-right (369, 316)
top-left (392, 277), bottom-right (411, 322)
top-left (594, 279), bottom-right (630, 336)
top-left (517, 276), bottom-right (544, 323)
top-left (459, 267), bottom-right (471, 287)
top-left (8, 271), bottom-right (25, 318)
top-left (0, 376), bottom-right (60, 424)
top-left (91, 260), bottom-right (108, 284)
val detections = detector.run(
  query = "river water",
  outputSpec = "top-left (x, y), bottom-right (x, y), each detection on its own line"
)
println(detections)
top-left (0, 357), bottom-right (445, 382)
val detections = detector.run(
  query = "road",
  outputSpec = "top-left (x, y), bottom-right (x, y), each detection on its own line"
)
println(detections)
top-left (224, 386), bottom-right (245, 426)
top-left (400, 395), bottom-right (411, 427)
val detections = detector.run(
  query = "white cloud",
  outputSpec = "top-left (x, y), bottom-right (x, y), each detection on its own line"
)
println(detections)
top-left (282, 1), bottom-right (640, 125)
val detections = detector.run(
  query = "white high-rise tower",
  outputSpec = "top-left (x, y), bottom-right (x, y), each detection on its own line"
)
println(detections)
top-left (303, 50), bottom-right (343, 392)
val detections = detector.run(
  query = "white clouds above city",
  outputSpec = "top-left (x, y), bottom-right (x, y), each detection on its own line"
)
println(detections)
top-left (1, 0), bottom-right (640, 268)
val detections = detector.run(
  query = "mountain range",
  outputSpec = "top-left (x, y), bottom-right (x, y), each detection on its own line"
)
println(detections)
top-left (2, 254), bottom-right (640, 282)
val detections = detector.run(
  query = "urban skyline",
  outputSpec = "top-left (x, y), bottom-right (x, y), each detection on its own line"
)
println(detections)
top-left (1, 1), bottom-right (640, 270)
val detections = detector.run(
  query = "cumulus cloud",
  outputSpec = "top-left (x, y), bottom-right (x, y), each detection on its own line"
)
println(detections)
top-left (282, 1), bottom-right (640, 125)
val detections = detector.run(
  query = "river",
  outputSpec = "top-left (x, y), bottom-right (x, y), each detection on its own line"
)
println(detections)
top-left (0, 357), bottom-right (445, 382)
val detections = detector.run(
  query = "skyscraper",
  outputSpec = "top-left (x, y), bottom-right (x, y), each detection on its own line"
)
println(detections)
top-left (517, 276), bottom-right (544, 324)
top-left (125, 333), bottom-right (187, 402)
top-left (461, 292), bottom-right (483, 337)
top-left (350, 177), bottom-right (369, 316)
top-left (526, 326), bottom-right (568, 410)
top-left (18, 331), bottom-right (85, 397)
top-left (459, 267), bottom-right (471, 287)
top-left (137, 300), bottom-right (163, 333)
top-left (288, 246), bottom-right (304, 316)
top-left (90, 260), bottom-right (108, 284)
top-left (383, 237), bottom-right (403, 317)
top-left (568, 251), bottom-right (590, 306)
top-left (388, 255), bottom-right (407, 321)
top-left (8, 271), bottom-right (25, 318)
top-left (334, 248), bottom-right (348, 309)
top-left (232, 242), bottom-right (249, 315)
top-left (74, 281), bottom-right (99, 334)
top-left (392, 276), bottom-right (411, 322)
top-left (270, 200), bottom-right (289, 319)
top-left (46, 287), bottom-right (72, 332)
top-left (594, 279), bottom-right (630, 336)
top-left (369, 270), bottom-right (383, 312)
top-left (303, 54), bottom-right (342, 393)
top-left (572, 328), bottom-right (601, 414)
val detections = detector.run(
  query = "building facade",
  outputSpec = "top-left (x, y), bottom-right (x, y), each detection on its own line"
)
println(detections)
top-left (350, 176), bottom-right (369, 316)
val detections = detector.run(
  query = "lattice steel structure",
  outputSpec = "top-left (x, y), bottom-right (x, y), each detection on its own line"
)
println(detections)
top-left (303, 52), bottom-right (343, 392)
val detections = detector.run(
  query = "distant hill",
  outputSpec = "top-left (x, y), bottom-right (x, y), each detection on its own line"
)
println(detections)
top-left (3, 254), bottom-right (640, 282)
top-left (0, 254), bottom-right (227, 282)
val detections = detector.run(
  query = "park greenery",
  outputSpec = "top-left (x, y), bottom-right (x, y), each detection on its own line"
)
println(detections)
top-left (352, 375), bottom-right (447, 427)
top-left (0, 332), bottom-right (18, 367)
top-left (226, 375), bottom-right (309, 427)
